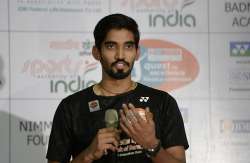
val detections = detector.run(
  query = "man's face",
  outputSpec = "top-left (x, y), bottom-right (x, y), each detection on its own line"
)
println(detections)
top-left (97, 28), bottom-right (139, 79)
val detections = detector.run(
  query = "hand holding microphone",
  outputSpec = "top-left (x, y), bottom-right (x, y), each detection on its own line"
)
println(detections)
top-left (83, 109), bottom-right (120, 162)
top-left (104, 109), bottom-right (120, 155)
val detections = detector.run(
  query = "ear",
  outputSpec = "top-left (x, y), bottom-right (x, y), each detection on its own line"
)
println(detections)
top-left (135, 46), bottom-right (140, 61)
top-left (92, 46), bottom-right (101, 61)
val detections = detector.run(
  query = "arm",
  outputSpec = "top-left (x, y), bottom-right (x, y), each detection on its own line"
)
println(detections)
top-left (47, 98), bottom-right (121, 163)
top-left (73, 128), bottom-right (121, 163)
top-left (120, 103), bottom-right (187, 163)
top-left (151, 146), bottom-right (186, 163)
top-left (48, 147), bottom-right (186, 163)
top-left (47, 128), bottom-right (120, 163)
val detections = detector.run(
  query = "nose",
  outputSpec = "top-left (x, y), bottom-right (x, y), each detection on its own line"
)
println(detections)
top-left (115, 46), bottom-right (125, 60)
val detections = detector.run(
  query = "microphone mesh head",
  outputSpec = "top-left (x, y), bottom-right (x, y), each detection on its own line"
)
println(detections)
top-left (105, 109), bottom-right (119, 128)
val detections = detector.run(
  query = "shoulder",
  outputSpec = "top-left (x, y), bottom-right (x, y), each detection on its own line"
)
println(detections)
top-left (62, 86), bottom-right (93, 104)
top-left (55, 86), bottom-right (93, 115)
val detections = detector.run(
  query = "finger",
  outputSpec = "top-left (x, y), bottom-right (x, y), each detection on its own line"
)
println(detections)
top-left (101, 137), bottom-right (120, 147)
top-left (120, 109), bottom-right (127, 123)
top-left (102, 143), bottom-right (117, 153)
top-left (97, 131), bottom-right (120, 147)
top-left (145, 107), bottom-right (153, 124)
top-left (128, 108), bottom-right (145, 130)
top-left (131, 108), bottom-right (144, 123)
top-left (128, 103), bottom-right (144, 123)
top-left (128, 103), bottom-right (136, 109)
top-left (120, 109), bottom-right (132, 126)
top-left (123, 104), bottom-right (139, 124)
top-left (122, 103), bottom-right (129, 109)
top-left (120, 121), bottom-right (132, 138)
top-left (119, 109), bottom-right (125, 118)
top-left (100, 132), bottom-right (120, 142)
top-left (96, 130), bottom-right (120, 148)
top-left (126, 110), bottom-right (138, 123)
top-left (102, 128), bottom-right (120, 135)
top-left (122, 115), bottom-right (138, 135)
top-left (122, 103), bottom-right (130, 116)
top-left (129, 109), bottom-right (146, 130)
top-left (120, 105), bottom-right (140, 134)
top-left (123, 104), bottom-right (136, 123)
top-left (120, 110), bottom-right (137, 133)
top-left (98, 128), bottom-right (121, 141)
top-left (98, 127), bottom-right (118, 134)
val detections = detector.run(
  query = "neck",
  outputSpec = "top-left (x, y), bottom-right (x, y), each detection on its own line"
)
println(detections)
top-left (96, 79), bottom-right (136, 96)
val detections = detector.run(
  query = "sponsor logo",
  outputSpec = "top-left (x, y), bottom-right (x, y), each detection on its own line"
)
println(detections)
top-left (220, 119), bottom-right (250, 134)
top-left (139, 96), bottom-right (149, 102)
top-left (88, 100), bottom-right (101, 112)
top-left (118, 0), bottom-right (197, 28)
top-left (49, 39), bottom-right (94, 56)
top-left (225, 2), bottom-right (250, 27)
top-left (229, 69), bottom-right (250, 85)
top-left (19, 120), bottom-right (52, 146)
top-left (19, 120), bottom-right (52, 132)
top-left (17, 0), bottom-right (103, 13)
top-left (22, 39), bottom-right (96, 79)
top-left (22, 57), bottom-right (98, 94)
top-left (17, 0), bottom-right (101, 5)
top-left (50, 75), bottom-right (97, 93)
top-left (230, 42), bottom-right (250, 57)
top-left (22, 56), bottom-right (97, 78)
top-left (121, 0), bottom-right (195, 12)
top-left (149, 11), bottom-right (196, 28)
top-left (138, 39), bottom-right (199, 92)
top-left (20, 38), bottom-right (99, 94)
top-left (228, 69), bottom-right (250, 92)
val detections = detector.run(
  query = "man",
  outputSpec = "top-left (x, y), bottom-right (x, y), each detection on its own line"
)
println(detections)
top-left (46, 13), bottom-right (189, 163)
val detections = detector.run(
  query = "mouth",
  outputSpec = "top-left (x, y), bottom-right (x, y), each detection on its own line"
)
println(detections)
top-left (112, 61), bottom-right (129, 70)
top-left (115, 62), bottom-right (126, 70)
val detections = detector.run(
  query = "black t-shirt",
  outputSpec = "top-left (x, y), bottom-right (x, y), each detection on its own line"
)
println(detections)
top-left (46, 83), bottom-right (189, 163)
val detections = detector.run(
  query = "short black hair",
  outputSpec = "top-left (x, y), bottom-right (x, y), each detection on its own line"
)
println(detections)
top-left (93, 13), bottom-right (140, 50)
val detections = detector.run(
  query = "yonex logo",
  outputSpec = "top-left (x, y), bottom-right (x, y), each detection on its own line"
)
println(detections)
top-left (230, 42), bottom-right (250, 56)
top-left (139, 97), bottom-right (149, 102)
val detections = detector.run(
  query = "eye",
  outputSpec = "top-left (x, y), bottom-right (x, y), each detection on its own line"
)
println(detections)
top-left (125, 43), bottom-right (135, 49)
top-left (105, 42), bottom-right (116, 49)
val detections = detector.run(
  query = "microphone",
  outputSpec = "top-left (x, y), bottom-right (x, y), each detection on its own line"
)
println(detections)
top-left (104, 109), bottom-right (119, 163)
top-left (105, 109), bottom-right (119, 128)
